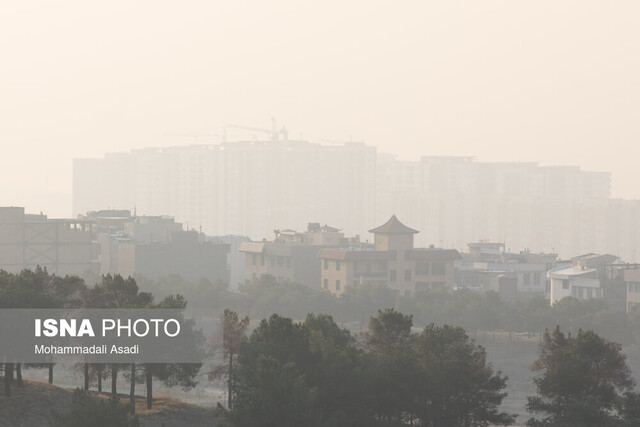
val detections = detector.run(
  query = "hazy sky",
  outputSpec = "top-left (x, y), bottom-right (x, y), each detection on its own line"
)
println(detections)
top-left (1, 1), bottom-right (639, 217)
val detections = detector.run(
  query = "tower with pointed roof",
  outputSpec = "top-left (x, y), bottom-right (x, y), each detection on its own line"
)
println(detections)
top-left (319, 215), bottom-right (461, 297)
top-left (368, 215), bottom-right (419, 296)
top-left (369, 214), bottom-right (418, 253)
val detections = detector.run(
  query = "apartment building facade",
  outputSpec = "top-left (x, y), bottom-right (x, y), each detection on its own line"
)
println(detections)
top-left (74, 140), bottom-right (640, 263)
top-left (456, 242), bottom-right (558, 300)
top-left (74, 140), bottom-right (376, 242)
top-left (548, 253), bottom-right (620, 305)
top-left (83, 210), bottom-right (229, 283)
top-left (319, 215), bottom-right (461, 296)
top-left (625, 269), bottom-right (640, 313)
top-left (239, 224), bottom-right (350, 288)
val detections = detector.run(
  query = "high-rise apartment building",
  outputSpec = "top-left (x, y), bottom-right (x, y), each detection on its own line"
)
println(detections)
top-left (75, 140), bottom-right (640, 262)
top-left (74, 140), bottom-right (376, 241)
top-left (375, 155), bottom-right (633, 261)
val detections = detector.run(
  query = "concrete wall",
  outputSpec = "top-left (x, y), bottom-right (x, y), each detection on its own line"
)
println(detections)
top-left (134, 231), bottom-right (229, 283)
top-left (0, 207), bottom-right (96, 276)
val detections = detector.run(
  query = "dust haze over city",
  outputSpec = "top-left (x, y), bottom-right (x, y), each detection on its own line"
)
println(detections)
top-left (2, 1), bottom-right (640, 213)
top-left (3, 1), bottom-right (640, 426)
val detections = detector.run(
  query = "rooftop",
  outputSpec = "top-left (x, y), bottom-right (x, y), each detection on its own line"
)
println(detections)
top-left (412, 248), bottom-right (462, 261)
top-left (368, 215), bottom-right (418, 234)
top-left (318, 249), bottom-right (390, 261)
top-left (548, 266), bottom-right (597, 277)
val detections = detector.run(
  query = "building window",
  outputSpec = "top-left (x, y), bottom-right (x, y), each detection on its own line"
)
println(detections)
top-left (389, 250), bottom-right (397, 261)
top-left (278, 257), bottom-right (284, 267)
top-left (405, 269), bottom-right (412, 281)
top-left (270, 256), bottom-right (275, 267)
top-left (524, 273), bottom-right (530, 286)
top-left (404, 250), bottom-right (412, 261)
top-left (415, 261), bottom-right (429, 275)
top-left (252, 254), bottom-right (257, 266)
top-left (260, 255), bottom-right (265, 266)
top-left (432, 281), bottom-right (445, 289)
top-left (336, 261), bottom-right (341, 271)
top-left (366, 263), bottom-right (372, 273)
top-left (323, 279), bottom-right (328, 289)
top-left (562, 279), bottom-right (570, 290)
top-left (336, 280), bottom-right (341, 291)
top-left (404, 290), bottom-right (412, 297)
top-left (416, 282), bottom-right (429, 291)
top-left (286, 258), bottom-right (291, 268)
top-left (324, 259), bottom-right (328, 270)
top-left (378, 261), bottom-right (386, 270)
top-left (390, 270), bottom-right (396, 282)
top-left (431, 262), bottom-right (446, 275)
top-left (354, 262), bottom-right (359, 272)
top-left (353, 279), bottom-right (358, 286)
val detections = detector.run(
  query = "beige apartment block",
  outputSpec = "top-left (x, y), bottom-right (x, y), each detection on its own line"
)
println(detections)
top-left (240, 223), bottom-right (347, 289)
top-left (319, 215), bottom-right (461, 296)
top-left (317, 250), bottom-right (389, 296)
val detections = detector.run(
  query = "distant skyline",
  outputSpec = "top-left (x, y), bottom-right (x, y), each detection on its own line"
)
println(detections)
top-left (2, 1), bottom-right (639, 218)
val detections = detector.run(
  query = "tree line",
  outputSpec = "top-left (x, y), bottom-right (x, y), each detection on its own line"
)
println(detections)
top-left (0, 268), bottom-right (201, 414)
top-left (140, 273), bottom-right (640, 346)
top-left (215, 307), bottom-right (640, 426)
top-left (5, 269), bottom-right (640, 426)
top-left (222, 308), bottom-right (514, 426)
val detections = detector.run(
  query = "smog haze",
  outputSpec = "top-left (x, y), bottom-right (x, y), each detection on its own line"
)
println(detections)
top-left (1, 1), bottom-right (639, 217)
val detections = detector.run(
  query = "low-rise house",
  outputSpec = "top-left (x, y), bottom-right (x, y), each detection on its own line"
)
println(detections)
top-left (456, 242), bottom-right (558, 301)
top-left (83, 210), bottom-right (229, 284)
top-left (240, 223), bottom-right (350, 288)
top-left (623, 268), bottom-right (640, 313)
top-left (548, 253), bottom-right (619, 305)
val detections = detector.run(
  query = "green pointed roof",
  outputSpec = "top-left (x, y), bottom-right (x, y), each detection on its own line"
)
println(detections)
top-left (369, 215), bottom-right (418, 234)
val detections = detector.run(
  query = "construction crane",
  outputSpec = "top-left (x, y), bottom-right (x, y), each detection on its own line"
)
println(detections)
top-left (226, 118), bottom-right (288, 141)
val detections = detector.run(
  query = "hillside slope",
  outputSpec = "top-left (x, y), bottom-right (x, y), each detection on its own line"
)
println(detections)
top-left (0, 379), bottom-right (221, 427)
